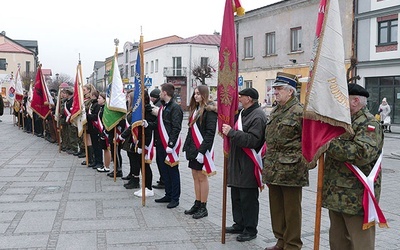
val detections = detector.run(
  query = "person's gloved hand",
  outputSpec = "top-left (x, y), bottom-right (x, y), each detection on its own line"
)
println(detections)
top-left (137, 147), bottom-right (142, 154)
top-left (196, 153), bottom-right (204, 164)
top-left (166, 147), bottom-right (173, 154)
top-left (142, 120), bottom-right (148, 128)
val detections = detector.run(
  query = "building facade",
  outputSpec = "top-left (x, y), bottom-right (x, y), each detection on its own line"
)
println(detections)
top-left (356, 0), bottom-right (400, 124)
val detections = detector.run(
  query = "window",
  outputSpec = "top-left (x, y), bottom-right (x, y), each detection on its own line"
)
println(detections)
top-left (125, 65), bottom-right (128, 78)
top-left (0, 59), bottom-right (6, 70)
top-left (125, 49), bottom-right (129, 63)
top-left (130, 65), bottom-right (134, 77)
top-left (244, 80), bottom-right (252, 89)
top-left (155, 59), bottom-right (159, 73)
top-left (291, 27), bottom-right (302, 52)
top-left (244, 37), bottom-right (253, 58)
top-left (378, 19), bottom-right (398, 45)
top-left (173, 57), bottom-right (182, 76)
top-left (201, 57), bottom-right (208, 68)
top-left (265, 32), bottom-right (276, 55)
top-left (25, 61), bottom-right (30, 76)
top-left (145, 62), bottom-right (149, 75)
top-left (151, 61), bottom-right (154, 73)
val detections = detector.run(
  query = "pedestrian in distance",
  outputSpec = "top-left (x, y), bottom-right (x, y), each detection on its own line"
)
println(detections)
top-left (323, 84), bottom-right (385, 250)
top-left (221, 87), bottom-right (268, 242)
top-left (183, 85), bottom-right (217, 219)
top-left (378, 97), bottom-right (391, 132)
top-left (145, 83), bottom-right (183, 209)
top-left (262, 72), bottom-right (308, 250)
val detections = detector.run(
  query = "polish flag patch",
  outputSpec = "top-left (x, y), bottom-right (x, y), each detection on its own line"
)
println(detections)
top-left (367, 125), bottom-right (375, 131)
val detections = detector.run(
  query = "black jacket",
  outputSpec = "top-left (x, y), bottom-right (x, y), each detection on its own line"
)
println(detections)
top-left (148, 100), bottom-right (183, 148)
top-left (183, 103), bottom-right (217, 160)
top-left (0, 94), bottom-right (4, 116)
top-left (86, 99), bottom-right (100, 134)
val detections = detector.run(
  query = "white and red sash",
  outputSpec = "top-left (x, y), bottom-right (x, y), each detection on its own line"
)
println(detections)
top-left (144, 131), bottom-right (155, 164)
top-left (235, 110), bottom-right (266, 191)
top-left (344, 153), bottom-right (388, 230)
top-left (64, 102), bottom-right (71, 123)
top-left (158, 106), bottom-right (181, 167)
top-left (190, 110), bottom-right (216, 176)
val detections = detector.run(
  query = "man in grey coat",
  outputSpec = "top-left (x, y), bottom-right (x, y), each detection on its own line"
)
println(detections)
top-left (222, 87), bottom-right (267, 242)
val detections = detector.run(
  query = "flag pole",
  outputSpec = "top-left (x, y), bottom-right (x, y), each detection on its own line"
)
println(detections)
top-left (314, 155), bottom-right (324, 250)
top-left (78, 61), bottom-right (89, 166)
top-left (221, 156), bottom-right (228, 243)
top-left (139, 32), bottom-right (146, 206)
top-left (113, 126), bottom-right (117, 182)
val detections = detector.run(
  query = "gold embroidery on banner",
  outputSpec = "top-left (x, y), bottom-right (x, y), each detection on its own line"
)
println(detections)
top-left (328, 78), bottom-right (349, 109)
top-left (218, 48), bottom-right (237, 105)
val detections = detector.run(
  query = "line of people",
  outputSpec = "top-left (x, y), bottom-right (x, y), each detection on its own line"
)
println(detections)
top-left (10, 72), bottom-right (384, 249)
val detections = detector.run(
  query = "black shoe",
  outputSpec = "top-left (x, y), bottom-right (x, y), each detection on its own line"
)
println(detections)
top-left (88, 162), bottom-right (97, 168)
top-left (152, 183), bottom-right (165, 189)
top-left (155, 196), bottom-right (171, 203)
top-left (192, 206), bottom-right (208, 219)
top-left (77, 152), bottom-right (86, 158)
top-left (92, 164), bottom-right (103, 169)
top-left (184, 200), bottom-right (201, 215)
top-left (124, 182), bottom-right (140, 189)
top-left (73, 151), bottom-right (81, 156)
top-left (167, 200), bottom-right (179, 209)
top-left (121, 175), bottom-right (132, 180)
top-left (236, 233), bottom-right (256, 242)
top-left (107, 171), bottom-right (122, 177)
top-left (226, 225), bottom-right (244, 234)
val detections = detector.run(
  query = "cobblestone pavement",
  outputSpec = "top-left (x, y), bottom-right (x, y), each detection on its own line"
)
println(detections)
top-left (0, 112), bottom-right (399, 249)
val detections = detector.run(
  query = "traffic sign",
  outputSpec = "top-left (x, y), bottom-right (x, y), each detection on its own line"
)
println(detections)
top-left (238, 76), bottom-right (243, 86)
top-left (144, 77), bottom-right (152, 87)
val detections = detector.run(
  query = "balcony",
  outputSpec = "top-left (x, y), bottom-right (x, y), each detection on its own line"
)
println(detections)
top-left (163, 67), bottom-right (187, 77)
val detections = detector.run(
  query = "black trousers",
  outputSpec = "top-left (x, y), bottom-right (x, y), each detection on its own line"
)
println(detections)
top-left (230, 186), bottom-right (259, 235)
top-left (127, 151), bottom-right (153, 189)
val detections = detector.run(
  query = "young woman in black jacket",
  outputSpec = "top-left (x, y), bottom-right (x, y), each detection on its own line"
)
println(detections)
top-left (183, 85), bottom-right (217, 219)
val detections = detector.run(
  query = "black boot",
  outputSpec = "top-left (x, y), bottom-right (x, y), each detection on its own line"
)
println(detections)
top-left (124, 177), bottom-right (140, 189)
top-left (193, 202), bottom-right (208, 219)
top-left (184, 200), bottom-right (201, 215)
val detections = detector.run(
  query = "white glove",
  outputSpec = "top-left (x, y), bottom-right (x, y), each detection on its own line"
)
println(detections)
top-left (196, 153), bottom-right (204, 164)
top-left (137, 147), bottom-right (142, 154)
top-left (142, 120), bottom-right (148, 128)
top-left (118, 135), bottom-right (124, 142)
top-left (166, 147), bottom-right (173, 154)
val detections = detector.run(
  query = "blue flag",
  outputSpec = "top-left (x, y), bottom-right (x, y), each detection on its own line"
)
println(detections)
top-left (131, 51), bottom-right (143, 131)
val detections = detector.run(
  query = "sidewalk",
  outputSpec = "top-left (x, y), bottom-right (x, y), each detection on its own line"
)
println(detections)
top-left (0, 113), bottom-right (399, 249)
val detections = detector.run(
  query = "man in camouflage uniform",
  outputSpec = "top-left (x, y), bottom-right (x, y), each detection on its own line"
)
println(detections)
top-left (263, 72), bottom-right (308, 250)
top-left (323, 84), bottom-right (384, 250)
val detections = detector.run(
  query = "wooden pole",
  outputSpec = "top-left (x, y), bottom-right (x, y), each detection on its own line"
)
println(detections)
top-left (139, 34), bottom-right (146, 206)
top-left (113, 127), bottom-right (117, 182)
top-left (313, 154), bottom-right (325, 250)
top-left (221, 156), bottom-right (228, 244)
top-left (84, 128), bottom-right (89, 166)
top-left (58, 126), bottom-right (62, 153)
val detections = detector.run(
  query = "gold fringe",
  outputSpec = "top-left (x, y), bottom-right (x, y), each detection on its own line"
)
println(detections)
top-left (303, 143), bottom-right (330, 169)
top-left (304, 111), bottom-right (354, 135)
top-left (165, 160), bottom-right (179, 167)
top-left (362, 221), bottom-right (389, 230)
top-left (202, 170), bottom-right (217, 177)
top-left (378, 222), bottom-right (389, 228)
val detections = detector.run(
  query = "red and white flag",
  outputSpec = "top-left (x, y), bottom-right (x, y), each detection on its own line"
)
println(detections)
top-left (302, 0), bottom-right (353, 167)
top-left (70, 63), bottom-right (87, 137)
top-left (14, 66), bottom-right (24, 102)
top-left (31, 66), bottom-right (52, 119)
top-left (217, 0), bottom-right (244, 155)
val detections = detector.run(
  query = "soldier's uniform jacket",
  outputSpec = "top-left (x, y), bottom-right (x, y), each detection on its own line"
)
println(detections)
top-left (227, 103), bottom-right (268, 189)
top-left (323, 107), bottom-right (384, 216)
top-left (263, 96), bottom-right (309, 187)
top-left (59, 98), bottom-right (67, 125)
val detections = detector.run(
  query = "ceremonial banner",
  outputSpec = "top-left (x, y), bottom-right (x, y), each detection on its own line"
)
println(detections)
top-left (14, 66), bottom-right (24, 102)
top-left (131, 37), bottom-right (144, 139)
top-left (217, 0), bottom-right (244, 155)
top-left (302, 0), bottom-right (353, 167)
top-left (102, 56), bottom-right (127, 131)
top-left (26, 82), bottom-right (33, 118)
top-left (31, 66), bottom-right (52, 119)
top-left (70, 63), bottom-right (87, 137)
